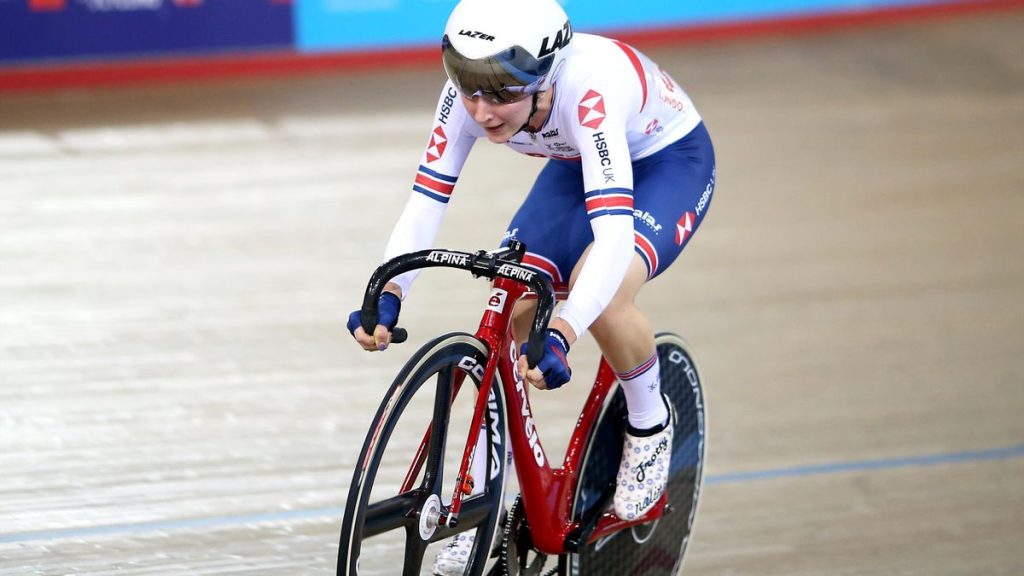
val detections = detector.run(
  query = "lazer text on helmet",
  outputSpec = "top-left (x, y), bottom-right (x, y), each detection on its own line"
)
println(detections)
top-left (458, 30), bottom-right (495, 41)
top-left (538, 21), bottom-right (572, 58)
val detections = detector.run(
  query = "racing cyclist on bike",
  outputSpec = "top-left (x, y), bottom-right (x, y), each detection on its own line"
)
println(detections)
top-left (348, 0), bottom-right (716, 572)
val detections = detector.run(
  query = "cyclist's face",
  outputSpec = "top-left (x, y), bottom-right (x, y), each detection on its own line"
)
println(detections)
top-left (461, 94), bottom-right (533, 143)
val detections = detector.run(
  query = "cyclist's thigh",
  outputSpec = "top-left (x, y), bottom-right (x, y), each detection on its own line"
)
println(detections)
top-left (500, 159), bottom-right (591, 291)
top-left (632, 121), bottom-right (717, 280)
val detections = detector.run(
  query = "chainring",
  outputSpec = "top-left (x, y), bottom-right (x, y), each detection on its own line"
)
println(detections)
top-left (497, 496), bottom-right (563, 576)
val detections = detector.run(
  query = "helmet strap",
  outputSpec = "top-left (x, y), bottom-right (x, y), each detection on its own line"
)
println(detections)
top-left (518, 92), bottom-right (542, 135)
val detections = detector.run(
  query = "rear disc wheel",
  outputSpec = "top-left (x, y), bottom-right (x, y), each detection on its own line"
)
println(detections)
top-left (568, 333), bottom-right (707, 576)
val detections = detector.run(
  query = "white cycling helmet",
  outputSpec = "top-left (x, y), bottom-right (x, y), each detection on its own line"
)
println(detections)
top-left (442, 0), bottom-right (573, 104)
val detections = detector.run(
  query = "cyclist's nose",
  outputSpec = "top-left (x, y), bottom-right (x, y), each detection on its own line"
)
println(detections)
top-left (472, 99), bottom-right (495, 123)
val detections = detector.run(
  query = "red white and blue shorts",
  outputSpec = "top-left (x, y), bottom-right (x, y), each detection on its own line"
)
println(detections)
top-left (501, 122), bottom-right (716, 289)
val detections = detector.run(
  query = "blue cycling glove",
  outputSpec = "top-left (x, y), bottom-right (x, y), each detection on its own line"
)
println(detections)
top-left (347, 292), bottom-right (401, 337)
top-left (520, 329), bottom-right (572, 390)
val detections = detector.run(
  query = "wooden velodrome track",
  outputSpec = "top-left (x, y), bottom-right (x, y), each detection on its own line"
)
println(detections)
top-left (2, 10), bottom-right (1022, 575)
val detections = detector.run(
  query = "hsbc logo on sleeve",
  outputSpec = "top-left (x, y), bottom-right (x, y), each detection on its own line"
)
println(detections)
top-left (426, 126), bottom-right (448, 163)
top-left (659, 67), bottom-right (677, 92)
top-left (577, 89), bottom-right (606, 130)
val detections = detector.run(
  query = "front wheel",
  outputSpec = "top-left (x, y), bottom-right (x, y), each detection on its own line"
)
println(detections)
top-left (337, 332), bottom-right (509, 576)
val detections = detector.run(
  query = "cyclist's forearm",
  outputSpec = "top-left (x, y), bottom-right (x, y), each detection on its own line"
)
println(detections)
top-left (558, 215), bottom-right (634, 337)
top-left (548, 317), bottom-right (578, 345)
top-left (383, 282), bottom-right (404, 300)
top-left (383, 192), bottom-right (448, 298)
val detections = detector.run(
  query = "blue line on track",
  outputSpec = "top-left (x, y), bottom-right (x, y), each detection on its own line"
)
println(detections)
top-left (704, 442), bottom-right (1024, 485)
top-left (2, 443), bottom-right (1021, 545)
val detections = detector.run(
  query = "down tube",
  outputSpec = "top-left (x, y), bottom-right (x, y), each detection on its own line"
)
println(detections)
top-left (498, 338), bottom-right (576, 555)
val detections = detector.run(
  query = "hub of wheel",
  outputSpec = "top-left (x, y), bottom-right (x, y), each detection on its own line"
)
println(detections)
top-left (419, 494), bottom-right (443, 540)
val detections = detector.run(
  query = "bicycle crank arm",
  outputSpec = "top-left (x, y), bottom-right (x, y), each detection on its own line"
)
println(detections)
top-left (586, 493), bottom-right (670, 549)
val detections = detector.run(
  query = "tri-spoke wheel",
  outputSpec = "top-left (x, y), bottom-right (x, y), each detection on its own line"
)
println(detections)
top-left (338, 333), bottom-right (509, 575)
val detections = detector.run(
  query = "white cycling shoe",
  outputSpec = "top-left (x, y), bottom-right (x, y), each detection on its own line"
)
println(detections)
top-left (431, 531), bottom-right (475, 576)
top-left (613, 400), bottom-right (675, 521)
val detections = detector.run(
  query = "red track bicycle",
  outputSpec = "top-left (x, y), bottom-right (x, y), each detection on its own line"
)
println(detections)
top-left (337, 241), bottom-right (707, 575)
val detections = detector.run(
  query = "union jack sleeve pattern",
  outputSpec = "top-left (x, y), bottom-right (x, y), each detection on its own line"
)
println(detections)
top-left (413, 165), bottom-right (458, 204)
top-left (584, 188), bottom-right (634, 220)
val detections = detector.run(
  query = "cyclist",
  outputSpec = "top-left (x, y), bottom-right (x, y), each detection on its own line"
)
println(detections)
top-left (348, 0), bottom-right (715, 572)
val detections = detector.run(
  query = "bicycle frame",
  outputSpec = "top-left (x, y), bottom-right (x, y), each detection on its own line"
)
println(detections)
top-left (359, 244), bottom-right (668, 558)
top-left (448, 274), bottom-right (668, 555)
